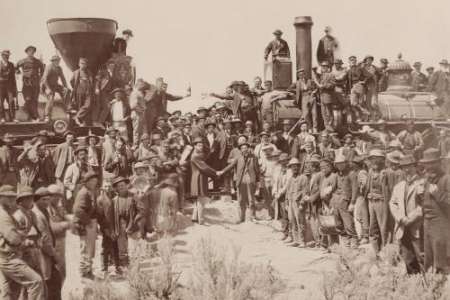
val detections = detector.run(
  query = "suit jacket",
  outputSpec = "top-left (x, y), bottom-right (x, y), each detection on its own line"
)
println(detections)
top-left (70, 69), bottom-right (95, 94)
top-left (41, 64), bottom-right (67, 91)
top-left (316, 36), bottom-right (337, 64)
top-left (0, 145), bottom-right (19, 185)
top-left (427, 70), bottom-right (450, 98)
top-left (95, 69), bottom-right (116, 93)
top-left (0, 206), bottom-right (26, 258)
top-left (32, 206), bottom-right (57, 280)
top-left (73, 186), bottom-right (97, 229)
top-left (264, 38), bottom-right (290, 59)
top-left (53, 142), bottom-right (75, 180)
top-left (0, 60), bottom-right (17, 93)
top-left (190, 150), bottom-right (216, 197)
top-left (224, 153), bottom-right (260, 186)
top-left (389, 179), bottom-right (423, 240)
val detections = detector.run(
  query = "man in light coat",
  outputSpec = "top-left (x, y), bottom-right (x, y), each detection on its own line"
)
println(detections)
top-left (389, 155), bottom-right (424, 274)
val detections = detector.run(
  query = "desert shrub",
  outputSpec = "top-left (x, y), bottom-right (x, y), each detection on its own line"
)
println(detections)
top-left (319, 244), bottom-right (450, 300)
top-left (127, 238), bottom-right (183, 300)
top-left (182, 236), bottom-right (286, 300)
top-left (68, 279), bottom-right (128, 300)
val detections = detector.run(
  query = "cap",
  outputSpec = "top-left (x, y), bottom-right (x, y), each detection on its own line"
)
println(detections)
top-left (380, 58), bottom-right (389, 64)
top-left (288, 158), bottom-right (301, 166)
top-left (0, 185), bottom-right (16, 198)
top-left (193, 137), bottom-right (204, 145)
top-left (47, 184), bottom-right (64, 196)
top-left (1, 50), bottom-right (11, 56)
top-left (273, 29), bottom-right (283, 35)
top-left (16, 186), bottom-right (34, 202)
top-left (50, 55), bottom-right (61, 61)
top-left (34, 187), bottom-right (50, 200)
top-left (259, 131), bottom-right (270, 137)
top-left (112, 176), bottom-right (130, 187)
top-left (82, 171), bottom-right (99, 183)
top-left (111, 88), bottom-right (125, 95)
top-left (348, 55), bottom-right (357, 60)
top-left (122, 29), bottom-right (134, 36)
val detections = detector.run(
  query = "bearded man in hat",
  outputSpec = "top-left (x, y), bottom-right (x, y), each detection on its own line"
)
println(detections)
top-left (264, 29), bottom-right (290, 61)
top-left (427, 59), bottom-right (450, 116)
top-left (70, 57), bottom-right (95, 126)
top-left (389, 155), bottom-right (424, 274)
top-left (397, 119), bottom-right (424, 158)
top-left (109, 87), bottom-right (131, 140)
top-left (94, 59), bottom-right (118, 126)
top-left (189, 137), bottom-right (218, 225)
top-left (221, 141), bottom-right (260, 223)
top-left (41, 55), bottom-right (69, 121)
top-left (32, 187), bottom-right (63, 300)
top-left (419, 148), bottom-right (450, 273)
top-left (411, 61), bottom-right (427, 92)
top-left (130, 79), bottom-right (150, 146)
top-left (0, 185), bottom-right (45, 300)
top-left (0, 50), bottom-right (18, 123)
top-left (73, 171), bottom-right (100, 279)
top-left (53, 130), bottom-right (76, 184)
top-left (16, 46), bottom-right (45, 121)
top-left (0, 133), bottom-right (20, 187)
top-left (316, 26), bottom-right (339, 65)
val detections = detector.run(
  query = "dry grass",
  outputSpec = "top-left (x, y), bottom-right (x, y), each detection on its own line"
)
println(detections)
top-left (319, 244), bottom-right (450, 300)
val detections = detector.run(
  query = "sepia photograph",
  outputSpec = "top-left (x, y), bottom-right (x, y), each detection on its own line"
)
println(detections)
top-left (0, 0), bottom-right (449, 299)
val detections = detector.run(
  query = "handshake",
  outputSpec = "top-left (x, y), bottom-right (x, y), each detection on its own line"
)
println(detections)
top-left (216, 169), bottom-right (227, 177)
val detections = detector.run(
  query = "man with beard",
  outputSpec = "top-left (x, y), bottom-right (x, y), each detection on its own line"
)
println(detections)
top-left (16, 45), bottom-right (44, 121)
top-left (389, 155), bottom-right (424, 274)
top-left (104, 137), bottom-right (133, 178)
top-left (419, 148), bottom-right (450, 273)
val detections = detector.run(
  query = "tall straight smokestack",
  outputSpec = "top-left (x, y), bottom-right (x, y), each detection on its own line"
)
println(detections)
top-left (293, 16), bottom-right (313, 79)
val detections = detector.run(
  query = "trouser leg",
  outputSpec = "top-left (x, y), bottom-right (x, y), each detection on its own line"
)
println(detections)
top-left (293, 201), bottom-right (305, 244)
top-left (132, 113), bottom-right (145, 147)
top-left (192, 196), bottom-right (208, 224)
top-left (117, 228), bottom-right (129, 266)
top-left (262, 183), bottom-right (274, 219)
top-left (45, 92), bottom-right (55, 119)
top-left (400, 230), bottom-right (423, 274)
top-left (369, 200), bottom-right (382, 253)
top-left (0, 257), bottom-right (45, 300)
top-left (237, 183), bottom-right (249, 222)
top-left (79, 219), bottom-right (97, 275)
top-left (76, 93), bottom-right (92, 124)
top-left (338, 206), bottom-right (357, 246)
top-left (424, 218), bottom-right (449, 273)
top-left (46, 265), bottom-right (62, 300)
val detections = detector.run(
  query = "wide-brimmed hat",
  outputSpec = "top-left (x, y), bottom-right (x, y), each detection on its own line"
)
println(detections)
top-left (193, 137), bottom-right (204, 145)
top-left (105, 127), bottom-right (119, 134)
top-left (278, 153), bottom-right (290, 162)
top-left (74, 145), bottom-right (88, 155)
top-left (16, 186), bottom-right (34, 202)
top-left (369, 149), bottom-right (385, 158)
top-left (111, 88), bottom-right (125, 95)
top-left (307, 154), bottom-right (321, 164)
top-left (273, 29), bottom-right (283, 35)
top-left (439, 59), bottom-right (449, 65)
top-left (363, 55), bottom-right (374, 62)
top-left (2, 133), bottom-right (14, 144)
top-left (197, 107), bottom-right (207, 113)
top-left (259, 131), bottom-right (270, 137)
top-left (288, 157), bottom-right (301, 166)
top-left (399, 155), bottom-right (416, 167)
top-left (34, 187), bottom-right (51, 200)
top-left (48, 184), bottom-right (64, 196)
top-left (134, 162), bottom-right (148, 169)
top-left (231, 118), bottom-right (242, 124)
top-left (0, 185), bottom-right (16, 198)
top-left (205, 119), bottom-right (216, 127)
top-left (334, 154), bottom-right (346, 164)
top-left (419, 148), bottom-right (440, 164)
top-left (386, 152), bottom-right (402, 164)
top-left (351, 155), bottom-right (365, 164)
top-left (112, 176), bottom-right (130, 187)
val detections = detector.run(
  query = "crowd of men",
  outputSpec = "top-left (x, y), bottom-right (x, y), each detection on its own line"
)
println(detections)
top-left (0, 27), bottom-right (449, 300)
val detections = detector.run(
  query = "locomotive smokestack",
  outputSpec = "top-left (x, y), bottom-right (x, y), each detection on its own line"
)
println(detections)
top-left (293, 16), bottom-right (313, 79)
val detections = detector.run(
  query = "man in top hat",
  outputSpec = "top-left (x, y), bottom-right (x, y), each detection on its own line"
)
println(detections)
top-left (70, 57), bottom-right (95, 126)
top-left (0, 133), bottom-right (20, 187)
top-left (0, 50), bottom-right (18, 123)
top-left (16, 46), bottom-right (45, 121)
top-left (53, 130), bottom-right (76, 184)
top-left (0, 185), bottom-right (45, 300)
top-left (378, 58), bottom-right (389, 93)
top-left (109, 87), bottom-right (131, 140)
top-left (389, 155), bottom-right (424, 274)
top-left (314, 61), bottom-right (336, 129)
top-left (316, 26), bottom-right (339, 65)
top-left (411, 61), bottom-right (428, 92)
top-left (32, 187), bottom-right (63, 299)
top-left (94, 59), bottom-right (118, 126)
top-left (365, 149), bottom-right (390, 252)
top-left (419, 148), bottom-right (450, 273)
top-left (427, 59), bottom-right (450, 116)
top-left (72, 171), bottom-right (100, 279)
top-left (264, 29), bottom-right (290, 61)
top-left (40, 55), bottom-right (69, 121)
top-left (190, 137), bottom-right (218, 225)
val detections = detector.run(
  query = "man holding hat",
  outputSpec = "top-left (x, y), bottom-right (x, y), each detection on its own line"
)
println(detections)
top-left (16, 45), bottom-right (45, 121)
top-left (419, 148), bottom-right (450, 273)
top-left (389, 155), bottom-right (424, 274)
top-left (264, 29), bottom-right (290, 61)
top-left (0, 185), bottom-right (45, 299)
top-left (40, 55), bottom-right (69, 121)
top-left (70, 57), bottom-right (95, 126)
top-left (411, 61), bottom-right (427, 92)
top-left (72, 170), bottom-right (99, 279)
top-left (0, 50), bottom-right (18, 123)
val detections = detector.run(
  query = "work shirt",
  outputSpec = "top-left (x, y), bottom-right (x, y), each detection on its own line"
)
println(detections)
top-left (16, 57), bottom-right (44, 81)
top-left (286, 174), bottom-right (308, 203)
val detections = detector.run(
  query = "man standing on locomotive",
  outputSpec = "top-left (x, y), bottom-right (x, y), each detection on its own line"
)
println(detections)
top-left (70, 58), bottom-right (95, 126)
top-left (16, 46), bottom-right (44, 122)
top-left (0, 50), bottom-right (18, 124)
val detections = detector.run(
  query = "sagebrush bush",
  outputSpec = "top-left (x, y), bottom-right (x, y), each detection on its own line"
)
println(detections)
top-left (319, 244), bottom-right (450, 300)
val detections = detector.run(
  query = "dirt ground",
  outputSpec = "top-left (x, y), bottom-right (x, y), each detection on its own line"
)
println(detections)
top-left (63, 198), bottom-right (336, 299)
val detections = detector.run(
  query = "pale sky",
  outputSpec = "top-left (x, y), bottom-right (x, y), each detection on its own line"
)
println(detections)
top-left (1, 0), bottom-right (449, 112)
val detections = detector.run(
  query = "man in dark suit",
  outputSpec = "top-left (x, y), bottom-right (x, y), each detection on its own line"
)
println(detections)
top-left (316, 26), bottom-right (338, 65)
top-left (53, 130), bottom-right (76, 184)
top-left (427, 59), bottom-right (450, 116)
top-left (0, 50), bottom-right (18, 123)
top-left (221, 142), bottom-right (260, 223)
top-left (94, 60), bottom-right (117, 126)
top-left (0, 133), bottom-right (20, 187)
top-left (70, 58), bottom-right (95, 126)
top-left (264, 29), bottom-right (290, 61)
